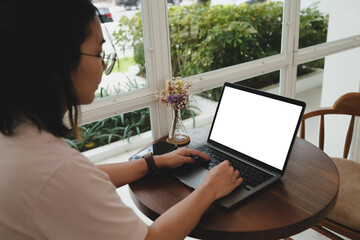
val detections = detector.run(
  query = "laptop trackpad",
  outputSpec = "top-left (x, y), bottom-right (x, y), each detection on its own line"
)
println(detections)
top-left (172, 165), bottom-right (208, 189)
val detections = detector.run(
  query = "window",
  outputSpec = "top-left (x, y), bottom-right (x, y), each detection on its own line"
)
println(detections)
top-left (73, 0), bottom-right (360, 162)
top-left (66, 107), bottom-right (151, 153)
top-left (96, 3), bottom-right (148, 99)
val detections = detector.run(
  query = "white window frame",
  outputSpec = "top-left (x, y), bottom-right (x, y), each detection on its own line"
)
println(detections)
top-left (77, 0), bottom-right (360, 150)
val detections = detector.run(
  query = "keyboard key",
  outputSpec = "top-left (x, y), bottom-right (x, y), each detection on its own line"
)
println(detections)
top-left (196, 145), bottom-right (273, 188)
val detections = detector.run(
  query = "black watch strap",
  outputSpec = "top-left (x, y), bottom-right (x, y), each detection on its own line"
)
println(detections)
top-left (143, 153), bottom-right (159, 175)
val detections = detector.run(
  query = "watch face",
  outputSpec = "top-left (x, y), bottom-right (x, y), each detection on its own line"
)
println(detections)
top-left (143, 152), bottom-right (152, 158)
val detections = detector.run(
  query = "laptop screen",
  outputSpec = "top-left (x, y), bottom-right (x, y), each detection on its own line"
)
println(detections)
top-left (209, 84), bottom-right (304, 171)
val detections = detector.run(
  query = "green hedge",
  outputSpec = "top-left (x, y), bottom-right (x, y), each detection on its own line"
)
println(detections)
top-left (113, 2), bottom-right (328, 78)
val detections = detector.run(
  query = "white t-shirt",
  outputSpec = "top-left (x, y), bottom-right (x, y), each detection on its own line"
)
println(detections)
top-left (0, 121), bottom-right (148, 240)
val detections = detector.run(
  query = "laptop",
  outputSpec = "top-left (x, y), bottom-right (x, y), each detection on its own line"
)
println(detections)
top-left (172, 82), bottom-right (306, 209)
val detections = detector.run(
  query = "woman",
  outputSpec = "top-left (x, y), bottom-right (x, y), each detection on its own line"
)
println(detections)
top-left (0, 0), bottom-right (242, 239)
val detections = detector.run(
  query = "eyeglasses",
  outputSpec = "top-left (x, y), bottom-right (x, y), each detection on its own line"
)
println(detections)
top-left (80, 50), bottom-right (117, 75)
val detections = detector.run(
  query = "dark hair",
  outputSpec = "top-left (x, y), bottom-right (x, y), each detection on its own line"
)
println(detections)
top-left (0, 0), bottom-right (97, 138)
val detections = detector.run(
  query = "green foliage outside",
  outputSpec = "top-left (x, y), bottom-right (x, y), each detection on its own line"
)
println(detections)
top-left (66, 109), bottom-right (151, 152)
top-left (168, 2), bottom-right (283, 77)
top-left (113, 14), bottom-right (146, 76)
top-left (113, 1), bottom-right (328, 97)
top-left (299, 4), bottom-right (329, 49)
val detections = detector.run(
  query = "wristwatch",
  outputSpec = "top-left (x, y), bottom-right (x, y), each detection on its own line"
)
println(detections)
top-left (143, 153), bottom-right (159, 175)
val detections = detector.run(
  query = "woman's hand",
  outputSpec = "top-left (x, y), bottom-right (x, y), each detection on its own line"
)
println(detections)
top-left (153, 148), bottom-right (210, 169)
top-left (153, 148), bottom-right (242, 200)
top-left (201, 160), bottom-right (243, 200)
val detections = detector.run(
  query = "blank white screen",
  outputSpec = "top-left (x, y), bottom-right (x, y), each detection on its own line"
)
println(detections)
top-left (209, 86), bottom-right (303, 170)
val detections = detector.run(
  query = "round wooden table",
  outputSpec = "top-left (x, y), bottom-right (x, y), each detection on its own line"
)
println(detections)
top-left (129, 128), bottom-right (339, 240)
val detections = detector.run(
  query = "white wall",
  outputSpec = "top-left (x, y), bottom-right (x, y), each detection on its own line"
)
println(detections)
top-left (321, 0), bottom-right (360, 161)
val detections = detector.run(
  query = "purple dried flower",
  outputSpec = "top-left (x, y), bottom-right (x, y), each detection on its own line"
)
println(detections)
top-left (167, 94), bottom-right (184, 104)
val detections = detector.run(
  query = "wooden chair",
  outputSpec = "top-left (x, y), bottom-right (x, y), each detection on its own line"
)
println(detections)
top-left (300, 92), bottom-right (360, 240)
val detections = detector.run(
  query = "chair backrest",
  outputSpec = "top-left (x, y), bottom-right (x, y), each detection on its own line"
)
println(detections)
top-left (300, 92), bottom-right (360, 159)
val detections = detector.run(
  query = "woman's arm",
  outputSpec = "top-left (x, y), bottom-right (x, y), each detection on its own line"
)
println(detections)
top-left (98, 148), bottom-right (242, 239)
top-left (96, 148), bottom-right (210, 188)
top-left (96, 158), bottom-right (148, 188)
top-left (98, 148), bottom-right (242, 240)
top-left (146, 161), bottom-right (243, 240)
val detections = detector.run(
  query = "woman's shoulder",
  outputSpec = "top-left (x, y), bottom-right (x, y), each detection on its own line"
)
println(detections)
top-left (0, 120), bottom-right (97, 187)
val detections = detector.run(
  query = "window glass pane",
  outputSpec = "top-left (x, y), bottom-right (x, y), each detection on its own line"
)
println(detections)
top-left (189, 71), bottom-right (280, 130)
top-left (295, 47), bottom-right (360, 157)
top-left (93, 1), bottom-right (147, 99)
top-left (236, 70), bottom-right (280, 94)
top-left (66, 107), bottom-right (151, 153)
top-left (295, 58), bottom-right (324, 109)
top-left (295, 58), bottom-right (324, 146)
top-left (168, 0), bottom-right (284, 77)
top-left (299, 0), bottom-right (360, 48)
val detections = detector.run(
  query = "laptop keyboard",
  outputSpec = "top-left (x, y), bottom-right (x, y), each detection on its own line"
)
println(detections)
top-left (196, 145), bottom-right (273, 188)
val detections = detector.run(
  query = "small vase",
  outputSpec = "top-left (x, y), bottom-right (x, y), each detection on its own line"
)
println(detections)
top-left (167, 108), bottom-right (190, 146)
